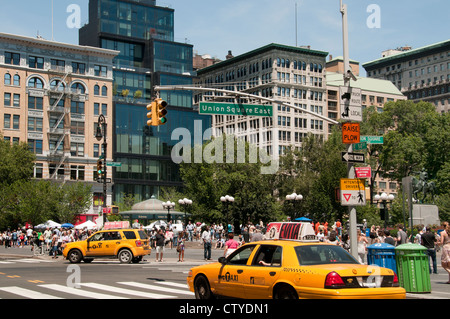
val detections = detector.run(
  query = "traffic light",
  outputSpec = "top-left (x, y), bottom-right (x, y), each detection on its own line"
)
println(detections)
top-left (155, 98), bottom-right (168, 125)
top-left (146, 101), bottom-right (157, 126)
top-left (96, 159), bottom-right (103, 176)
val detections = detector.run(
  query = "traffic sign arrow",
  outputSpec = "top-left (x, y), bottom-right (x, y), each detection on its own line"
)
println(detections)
top-left (341, 152), bottom-right (365, 164)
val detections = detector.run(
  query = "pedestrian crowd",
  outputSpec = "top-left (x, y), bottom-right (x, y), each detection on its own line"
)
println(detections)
top-left (1, 227), bottom-right (97, 258)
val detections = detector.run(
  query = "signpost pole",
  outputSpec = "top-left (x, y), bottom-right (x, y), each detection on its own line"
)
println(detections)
top-left (341, 0), bottom-right (358, 260)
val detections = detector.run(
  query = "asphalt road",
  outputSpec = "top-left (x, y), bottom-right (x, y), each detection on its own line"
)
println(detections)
top-left (0, 242), bottom-right (449, 300)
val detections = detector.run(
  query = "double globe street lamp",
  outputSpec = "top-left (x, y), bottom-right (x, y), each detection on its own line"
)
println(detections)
top-left (162, 201), bottom-right (175, 223)
top-left (178, 198), bottom-right (193, 227)
top-left (286, 193), bottom-right (303, 220)
top-left (220, 195), bottom-right (234, 233)
top-left (374, 192), bottom-right (395, 227)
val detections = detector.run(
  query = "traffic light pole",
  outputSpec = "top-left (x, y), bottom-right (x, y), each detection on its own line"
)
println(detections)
top-left (341, 0), bottom-right (358, 261)
top-left (96, 114), bottom-right (107, 227)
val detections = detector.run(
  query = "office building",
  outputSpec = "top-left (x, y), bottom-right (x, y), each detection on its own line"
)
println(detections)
top-left (79, 0), bottom-right (211, 204)
top-left (363, 40), bottom-right (450, 113)
top-left (195, 43), bottom-right (329, 156)
top-left (0, 32), bottom-right (118, 219)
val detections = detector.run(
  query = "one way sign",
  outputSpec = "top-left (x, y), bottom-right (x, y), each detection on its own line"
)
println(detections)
top-left (341, 152), bottom-right (365, 164)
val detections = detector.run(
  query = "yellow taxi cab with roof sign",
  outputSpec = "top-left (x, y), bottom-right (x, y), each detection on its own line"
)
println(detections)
top-left (187, 222), bottom-right (405, 299)
top-left (63, 228), bottom-right (151, 264)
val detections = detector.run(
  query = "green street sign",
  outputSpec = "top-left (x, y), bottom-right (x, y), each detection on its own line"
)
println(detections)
top-left (199, 102), bottom-right (273, 117)
top-left (353, 142), bottom-right (367, 151)
top-left (360, 136), bottom-right (384, 144)
top-left (106, 162), bottom-right (122, 167)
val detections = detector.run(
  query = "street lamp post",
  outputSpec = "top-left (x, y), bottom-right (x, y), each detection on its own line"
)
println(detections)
top-left (95, 114), bottom-right (107, 226)
top-left (286, 193), bottom-right (303, 220)
top-left (374, 192), bottom-right (395, 228)
top-left (178, 198), bottom-right (193, 228)
top-left (162, 201), bottom-right (175, 223)
top-left (220, 195), bottom-right (234, 233)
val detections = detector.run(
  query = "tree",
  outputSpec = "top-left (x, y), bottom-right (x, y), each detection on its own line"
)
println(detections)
top-left (0, 138), bottom-right (35, 186)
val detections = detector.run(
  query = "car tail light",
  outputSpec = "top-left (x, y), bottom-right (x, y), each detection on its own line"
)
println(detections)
top-left (325, 271), bottom-right (346, 289)
top-left (135, 240), bottom-right (142, 247)
top-left (393, 273), bottom-right (399, 287)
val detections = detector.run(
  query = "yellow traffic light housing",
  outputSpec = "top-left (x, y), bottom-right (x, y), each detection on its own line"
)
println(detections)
top-left (156, 98), bottom-right (168, 125)
top-left (146, 101), bottom-right (157, 126)
top-left (96, 159), bottom-right (103, 175)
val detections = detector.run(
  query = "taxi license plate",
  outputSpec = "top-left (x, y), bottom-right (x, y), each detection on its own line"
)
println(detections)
top-left (357, 276), bottom-right (383, 288)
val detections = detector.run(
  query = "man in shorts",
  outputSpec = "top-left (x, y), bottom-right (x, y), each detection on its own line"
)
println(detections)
top-left (155, 229), bottom-right (165, 262)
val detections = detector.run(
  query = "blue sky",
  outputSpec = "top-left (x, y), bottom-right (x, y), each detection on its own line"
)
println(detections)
top-left (0, 0), bottom-right (448, 75)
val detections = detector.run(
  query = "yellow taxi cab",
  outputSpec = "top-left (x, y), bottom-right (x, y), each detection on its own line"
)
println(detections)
top-left (63, 228), bottom-right (151, 264)
top-left (187, 222), bottom-right (406, 299)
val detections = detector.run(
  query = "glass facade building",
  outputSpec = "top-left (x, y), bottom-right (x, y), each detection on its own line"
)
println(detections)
top-left (80, 0), bottom-right (211, 203)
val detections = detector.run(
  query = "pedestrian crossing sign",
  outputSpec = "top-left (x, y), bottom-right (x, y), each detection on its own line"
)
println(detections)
top-left (340, 178), bottom-right (366, 206)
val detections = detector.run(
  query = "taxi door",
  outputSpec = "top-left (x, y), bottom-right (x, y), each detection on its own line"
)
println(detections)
top-left (242, 245), bottom-right (283, 299)
top-left (101, 231), bottom-right (121, 256)
top-left (215, 245), bottom-right (256, 298)
top-left (86, 232), bottom-right (107, 256)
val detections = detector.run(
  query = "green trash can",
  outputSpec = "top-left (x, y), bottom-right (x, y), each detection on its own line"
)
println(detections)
top-left (395, 243), bottom-right (431, 293)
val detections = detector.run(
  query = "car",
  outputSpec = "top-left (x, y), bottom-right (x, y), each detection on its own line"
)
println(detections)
top-left (187, 239), bottom-right (406, 299)
top-left (63, 228), bottom-right (151, 264)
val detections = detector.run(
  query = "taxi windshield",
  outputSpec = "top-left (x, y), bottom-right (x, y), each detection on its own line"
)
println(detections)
top-left (295, 245), bottom-right (359, 265)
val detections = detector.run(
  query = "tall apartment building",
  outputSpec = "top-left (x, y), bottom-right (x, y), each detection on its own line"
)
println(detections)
top-left (362, 39), bottom-right (450, 113)
top-left (79, 0), bottom-right (211, 204)
top-left (0, 32), bottom-right (118, 219)
top-left (195, 43), bottom-right (329, 157)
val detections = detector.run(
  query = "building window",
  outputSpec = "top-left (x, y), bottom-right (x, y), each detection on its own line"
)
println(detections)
top-left (13, 75), bottom-right (20, 86)
top-left (5, 52), bottom-right (20, 65)
top-left (29, 56), bottom-right (44, 69)
top-left (71, 101), bottom-right (85, 114)
top-left (28, 117), bottom-right (43, 132)
top-left (94, 85), bottom-right (100, 95)
top-left (71, 82), bottom-right (86, 94)
top-left (94, 65), bottom-right (107, 77)
top-left (28, 77), bottom-right (44, 89)
top-left (72, 62), bottom-right (86, 74)
top-left (70, 165), bottom-right (85, 180)
top-left (29, 96), bottom-right (44, 110)
top-left (33, 163), bottom-right (43, 178)
top-left (102, 86), bottom-right (108, 96)
top-left (70, 121), bottom-right (85, 135)
top-left (12, 115), bottom-right (20, 129)
top-left (70, 142), bottom-right (85, 157)
top-left (50, 59), bottom-right (65, 72)
top-left (4, 93), bottom-right (11, 106)
top-left (4, 114), bottom-right (11, 128)
top-left (28, 139), bottom-right (43, 154)
top-left (13, 94), bottom-right (20, 107)
top-left (4, 73), bottom-right (11, 85)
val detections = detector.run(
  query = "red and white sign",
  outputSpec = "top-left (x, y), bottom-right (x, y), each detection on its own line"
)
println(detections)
top-left (355, 167), bottom-right (371, 179)
top-left (104, 221), bottom-right (130, 230)
top-left (265, 222), bottom-right (316, 241)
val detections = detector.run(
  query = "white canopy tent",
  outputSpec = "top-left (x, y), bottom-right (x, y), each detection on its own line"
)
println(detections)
top-left (74, 220), bottom-right (98, 230)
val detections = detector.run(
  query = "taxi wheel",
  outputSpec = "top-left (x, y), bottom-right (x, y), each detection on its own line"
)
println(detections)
top-left (274, 285), bottom-right (298, 299)
top-left (118, 249), bottom-right (133, 264)
top-left (194, 275), bottom-right (214, 299)
top-left (68, 249), bottom-right (82, 263)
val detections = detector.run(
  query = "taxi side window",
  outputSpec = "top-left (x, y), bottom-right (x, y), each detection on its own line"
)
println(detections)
top-left (104, 231), bottom-right (120, 241)
top-left (252, 245), bottom-right (282, 267)
top-left (90, 233), bottom-right (104, 241)
top-left (228, 245), bottom-right (256, 265)
top-left (123, 231), bottom-right (137, 240)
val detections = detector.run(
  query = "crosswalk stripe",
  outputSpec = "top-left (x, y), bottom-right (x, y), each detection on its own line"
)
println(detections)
top-left (81, 283), bottom-right (176, 299)
top-left (118, 281), bottom-right (194, 296)
top-left (39, 284), bottom-right (128, 299)
top-left (0, 261), bottom-right (14, 264)
top-left (0, 286), bottom-right (62, 299)
top-left (156, 281), bottom-right (189, 289)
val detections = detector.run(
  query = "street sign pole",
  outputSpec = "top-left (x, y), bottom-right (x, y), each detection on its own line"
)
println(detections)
top-left (341, 0), bottom-right (358, 261)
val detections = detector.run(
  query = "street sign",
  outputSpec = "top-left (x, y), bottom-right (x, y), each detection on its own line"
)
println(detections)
top-left (340, 178), bottom-right (366, 206)
top-left (353, 142), bottom-right (367, 151)
top-left (342, 122), bottom-right (360, 144)
top-left (339, 86), bottom-right (362, 122)
top-left (360, 136), bottom-right (384, 144)
top-left (97, 178), bottom-right (112, 183)
top-left (355, 166), bottom-right (372, 178)
top-left (341, 152), bottom-right (365, 164)
top-left (199, 102), bottom-right (273, 117)
top-left (106, 162), bottom-right (122, 167)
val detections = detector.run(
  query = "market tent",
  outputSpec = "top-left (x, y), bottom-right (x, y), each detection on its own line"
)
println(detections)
top-left (61, 223), bottom-right (74, 228)
top-left (120, 196), bottom-right (190, 222)
top-left (35, 220), bottom-right (61, 229)
top-left (144, 220), bottom-right (167, 230)
top-left (75, 220), bottom-right (98, 230)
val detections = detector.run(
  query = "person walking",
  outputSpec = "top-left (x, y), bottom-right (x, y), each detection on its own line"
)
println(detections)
top-left (155, 229), bottom-right (165, 262)
top-left (439, 222), bottom-right (450, 284)
top-left (357, 229), bottom-right (368, 264)
top-left (396, 225), bottom-right (408, 245)
top-left (201, 225), bottom-right (212, 260)
top-left (223, 233), bottom-right (240, 258)
top-left (421, 226), bottom-right (438, 274)
top-left (176, 231), bottom-right (185, 262)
